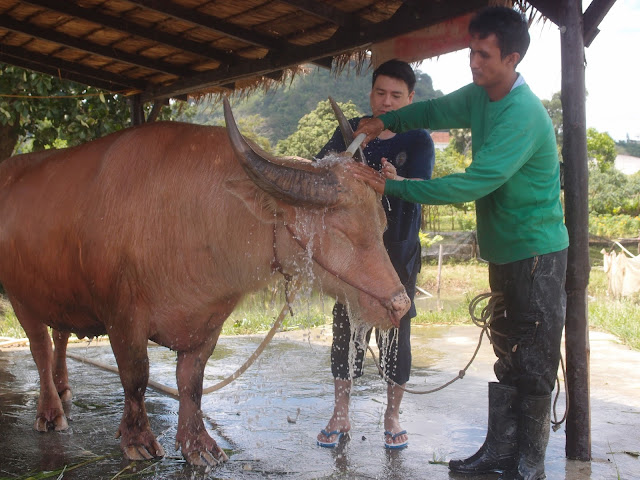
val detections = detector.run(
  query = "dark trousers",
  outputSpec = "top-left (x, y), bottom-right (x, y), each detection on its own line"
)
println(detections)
top-left (330, 302), bottom-right (412, 385)
top-left (489, 249), bottom-right (568, 396)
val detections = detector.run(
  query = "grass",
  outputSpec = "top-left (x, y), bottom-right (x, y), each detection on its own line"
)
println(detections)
top-left (220, 283), bottom-right (331, 336)
top-left (413, 260), bottom-right (489, 325)
top-left (588, 268), bottom-right (640, 350)
top-left (412, 257), bottom-right (640, 351)
top-left (0, 258), bottom-right (638, 351)
top-left (1, 454), bottom-right (115, 480)
top-left (0, 296), bottom-right (23, 338)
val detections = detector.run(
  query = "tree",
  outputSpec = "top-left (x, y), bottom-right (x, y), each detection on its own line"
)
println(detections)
top-left (0, 64), bottom-right (131, 157)
top-left (589, 167), bottom-right (640, 215)
top-left (0, 64), bottom-right (195, 158)
top-left (587, 127), bottom-right (617, 172)
top-left (235, 115), bottom-right (273, 152)
top-left (433, 143), bottom-right (469, 178)
top-left (541, 92), bottom-right (620, 171)
top-left (449, 128), bottom-right (472, 156)
top-left (208, 113), bottom-right (273, 152)
top-left (616, 139), bottom-right (640, 157)
top-left (541, 91), bottom-right (563, 147)
top-left (275, 99), bottom-right (362, 158)
top-left (432, 144), bottom-right (473, 214)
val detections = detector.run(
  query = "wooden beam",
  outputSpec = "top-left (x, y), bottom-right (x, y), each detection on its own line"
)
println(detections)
top-left (0, 43), bottom-right (145, 91)
top-left (0, 53), bottom-right (134, 92)
top-left (125, 0), bottom-right (329, 70)
top-left (528, 0), bottom-right (561, 25)
top-left (529, 0), bottom-right (617, 46)
top-left (0, 13), bottom-right (185, 77)
top-left (277, 0), bottom-right (368, 28)
top-left (126, 0), bottom-right (287, 50)
top-left (583, 0), bottom-right (617, 47)
top-left (312, 56), bottom-right (334, 69)
top-left (559, 0), bottom-right (592, 462)
top-left (141, 0), bottom-right (489, 101)
top-left (23, 0), bottom-right (236, 64)
top-left (264, 69), bottom-right (285, 81)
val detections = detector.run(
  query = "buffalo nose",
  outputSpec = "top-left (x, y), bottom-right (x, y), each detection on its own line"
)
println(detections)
top-left (388, 290), bottom-right (410, 325)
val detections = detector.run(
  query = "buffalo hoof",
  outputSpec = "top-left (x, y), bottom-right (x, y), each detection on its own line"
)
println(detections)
top-left (176, 425), bottom-right (228, 466)
top-left (59, 388), bottom-right (72, 402)
top-left (184, 445), bottom-right (228, 467)
top-left (34, 412), bottom-right (68, 432)
top-left (117, 426), bottom-right (166, 461)
top-left (122, 441), bottom-right (166, 461)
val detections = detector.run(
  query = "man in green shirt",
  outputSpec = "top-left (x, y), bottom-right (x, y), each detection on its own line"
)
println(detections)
top-left (351, 7), bottom-right (568, 480)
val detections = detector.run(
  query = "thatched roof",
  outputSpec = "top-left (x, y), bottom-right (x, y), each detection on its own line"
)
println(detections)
top-left (0, 1), bottom-right (613, 104)
top-left (0, 0), bottom-right (509, 102)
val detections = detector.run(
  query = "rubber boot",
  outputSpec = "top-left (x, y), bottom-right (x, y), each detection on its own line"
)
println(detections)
top-left (449, 382), bottom-right (518, 474)
top-left (499, 394), bottom-right (551, 480)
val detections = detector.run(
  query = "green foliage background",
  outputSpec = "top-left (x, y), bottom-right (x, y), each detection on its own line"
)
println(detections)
top-left (275, 99), bottom-right (362, 158)
top-left (617, 139), bottom-right (640, 157)
top-left (587, 127), bottom-right (617, 171)
top-left (0, 64), bottom-right (195, 157)
top-left (2, 62), bottom-right (639, 239)
top-left (191, 66), bottom-right (442, 145)
top-left (589, 168), bottom-right (640, 215)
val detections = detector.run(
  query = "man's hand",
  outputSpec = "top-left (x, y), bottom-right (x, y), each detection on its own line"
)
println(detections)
top-left (347, 162), bottom-right (386, 195)
top-left (381, 158), bottom-right (403, 180)
top-left (353, 117), bottom-right (384, 147)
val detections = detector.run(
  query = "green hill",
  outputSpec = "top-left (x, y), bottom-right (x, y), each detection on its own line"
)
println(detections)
top-left (191, 64), bottom-right (442, 144)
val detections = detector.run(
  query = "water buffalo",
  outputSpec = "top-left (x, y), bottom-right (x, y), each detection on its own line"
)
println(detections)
top-left (0, 99), bottom-right (409, 466)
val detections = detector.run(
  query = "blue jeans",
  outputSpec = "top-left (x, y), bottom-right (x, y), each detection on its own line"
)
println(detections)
top-left (489, 249), bottom-right (568, 396)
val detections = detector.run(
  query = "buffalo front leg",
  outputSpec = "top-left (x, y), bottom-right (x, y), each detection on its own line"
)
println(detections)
top-left (175, 324), bottom-right (228, 466)
top-left (52, 329), bottom-right (72, 402)
top-left (11, 300), bottom-right (68, 431)
top-left (109, 331), bottom-right (165, 461)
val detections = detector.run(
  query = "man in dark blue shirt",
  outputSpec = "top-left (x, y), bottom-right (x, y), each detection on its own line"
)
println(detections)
top-left (315, 59), bottom-right (435, 449)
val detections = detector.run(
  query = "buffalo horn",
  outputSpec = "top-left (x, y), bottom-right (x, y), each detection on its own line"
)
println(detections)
top-left (223, 97), bottom-right (339, 207)
top-left (328, 96), bottom-right (366, 164)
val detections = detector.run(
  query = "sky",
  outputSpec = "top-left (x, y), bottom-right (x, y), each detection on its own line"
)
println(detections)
top-left (416, 0), bottom-right (639, 142)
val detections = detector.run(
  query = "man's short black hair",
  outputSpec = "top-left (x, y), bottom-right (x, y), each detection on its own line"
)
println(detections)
top-left (371, 59), bottom-right (416, 92)
top-left (469, 7), bottom-right (530, 64)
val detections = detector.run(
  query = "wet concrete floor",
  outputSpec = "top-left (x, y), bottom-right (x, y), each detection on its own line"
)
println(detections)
top-left (0, 324), bottom-right (639, 479)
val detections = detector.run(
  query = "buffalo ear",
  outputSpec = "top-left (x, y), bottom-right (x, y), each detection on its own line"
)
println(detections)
top-left (225, 178), bottom-right (293, 224)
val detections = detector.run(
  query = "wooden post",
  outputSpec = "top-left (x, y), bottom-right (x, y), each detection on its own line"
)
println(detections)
top-left (128, 94), bottom-right (145, 126)
top-left (559, 0), bottom-right (592, 461)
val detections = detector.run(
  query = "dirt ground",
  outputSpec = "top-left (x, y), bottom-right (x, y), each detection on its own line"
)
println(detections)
top-left (0, 324), bottom-right (639, 479)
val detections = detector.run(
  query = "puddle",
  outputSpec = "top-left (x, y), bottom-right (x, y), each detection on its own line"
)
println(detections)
top-left (0, 326), bottom-right (639, 479)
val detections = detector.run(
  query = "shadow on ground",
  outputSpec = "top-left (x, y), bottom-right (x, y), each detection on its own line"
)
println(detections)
top-left (1, 325), bottom-right (639, 479)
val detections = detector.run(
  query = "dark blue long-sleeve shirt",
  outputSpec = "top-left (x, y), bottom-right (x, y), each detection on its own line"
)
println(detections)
top-left (316, 117), bottom-right (434, 315)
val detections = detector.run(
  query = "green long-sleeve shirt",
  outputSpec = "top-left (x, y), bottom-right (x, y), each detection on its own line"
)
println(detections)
top-left (379, 82), bottom-right (568, 264)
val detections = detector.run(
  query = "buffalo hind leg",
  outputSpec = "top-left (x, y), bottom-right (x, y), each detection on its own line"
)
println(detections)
top-left (11, 300), bottom-right (68, 431)
top-left (52, 329), bottom-right (72, 401)
top-left (109, 329), bottom-right (165, 461)
top-left (175, 324), bottom-right (227, 466)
